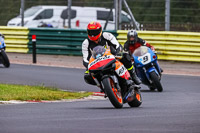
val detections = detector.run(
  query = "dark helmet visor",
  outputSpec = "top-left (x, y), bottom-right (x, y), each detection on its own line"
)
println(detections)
top-left (87, 27), bottom-right (102, 36)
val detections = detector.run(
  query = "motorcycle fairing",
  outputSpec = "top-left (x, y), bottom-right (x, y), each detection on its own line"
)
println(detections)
top-left (114, 60), bottom-right (130, 80)
top-left (0, 37), bottom-right (5, 49)
top-left (88, 48), bottom-right (130, 80)
top-left (133, 46), bottom-right (162, 85)
top-left (133, 47), bottom-right (157, 68)
top-left (88, 54), bottom-right (116, 70)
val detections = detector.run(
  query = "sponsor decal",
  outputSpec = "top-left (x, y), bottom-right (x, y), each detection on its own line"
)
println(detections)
top-left (89, 55), bottom-right (115, 68)
top-left (116, 65), bottom-right (127, 76)
top-left (119, 66), bottom-right (125, 75)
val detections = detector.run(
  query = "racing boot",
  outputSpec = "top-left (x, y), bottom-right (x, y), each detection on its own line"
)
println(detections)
top-left (126, 80), bottom-right (141, 91)
top-left (128, 67), bottom-right (141, 85)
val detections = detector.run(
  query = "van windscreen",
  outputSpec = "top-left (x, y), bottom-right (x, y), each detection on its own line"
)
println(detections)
top-left (24, 7), bottom-right (42, 18)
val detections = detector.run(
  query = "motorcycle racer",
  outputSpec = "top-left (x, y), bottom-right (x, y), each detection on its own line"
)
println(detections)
top-left (82, 21), bottom-right (141, 86)
top-left (124, 30), bottom-right (163, 72)
top-left (124, 30), bottom-right (155, 55)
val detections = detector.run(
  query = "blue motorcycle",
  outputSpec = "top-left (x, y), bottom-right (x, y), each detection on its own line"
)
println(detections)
top-left (0, 35), bottom-right (10, 68)
top-left (132, 46), bottom-right (163, 92)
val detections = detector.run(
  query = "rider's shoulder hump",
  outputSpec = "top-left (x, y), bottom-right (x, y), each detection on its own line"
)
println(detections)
top-left (82, 39), bottom-right (89, 45)
top-left (102, 32), bottom-right (114, 40)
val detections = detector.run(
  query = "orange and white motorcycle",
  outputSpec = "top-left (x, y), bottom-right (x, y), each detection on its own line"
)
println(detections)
top-left (88, 46), bottom-right (142, 108)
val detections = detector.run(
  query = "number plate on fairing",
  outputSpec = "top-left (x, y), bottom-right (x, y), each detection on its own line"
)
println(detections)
top-left (138, 53), bottom-right (151, 65)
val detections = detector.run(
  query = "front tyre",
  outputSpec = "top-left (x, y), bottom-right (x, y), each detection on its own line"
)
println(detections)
top-left (150, 71), bottom-right (163, 92)
top-left (1, 50), bottom-right (10, 68)
top-left (102, 77), bottom-right (123, 108)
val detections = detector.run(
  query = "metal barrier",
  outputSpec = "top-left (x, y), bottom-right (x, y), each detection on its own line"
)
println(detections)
top-left (28, 28), bottom-right (117, 55)
top-left (1, 26), bottom-right (200, 62)
top-left (117, 30), bottom-right (200, 62)
top-left (28, 28), bottom-right (86, 55)
top-left (0, 26), bottom-right (29, 53)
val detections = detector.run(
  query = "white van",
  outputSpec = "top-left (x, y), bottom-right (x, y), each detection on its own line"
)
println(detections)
top-left (7, 5), bottom-right (132, 30)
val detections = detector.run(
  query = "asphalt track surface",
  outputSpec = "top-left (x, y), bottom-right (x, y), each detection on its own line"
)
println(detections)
top-left (0, 64), bottom-right (200, 133)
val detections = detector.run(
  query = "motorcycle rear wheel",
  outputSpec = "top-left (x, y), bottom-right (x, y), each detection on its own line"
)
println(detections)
top-left (128, 89), bottom-right (142, 107)
top-left (102, 77), bottom-right (123, 108)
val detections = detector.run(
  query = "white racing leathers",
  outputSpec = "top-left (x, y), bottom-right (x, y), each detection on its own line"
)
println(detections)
top-left (82, 32), bottom-right (122, 68)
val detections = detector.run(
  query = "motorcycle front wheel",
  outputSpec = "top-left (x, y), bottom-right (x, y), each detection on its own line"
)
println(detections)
top-left (102, 77), bottom-right (123, 108)
top-left (0, 50), bottom-right (10, 68)
top-left (150, 71), bottom-right (163, 92)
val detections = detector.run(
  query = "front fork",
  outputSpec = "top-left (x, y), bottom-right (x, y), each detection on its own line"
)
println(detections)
top-left (91, 73), bottom-right (120, 93)
top-left (101, 75), bottom-right (121, 91)
top-left (143, 63), bottom-right (161, 84)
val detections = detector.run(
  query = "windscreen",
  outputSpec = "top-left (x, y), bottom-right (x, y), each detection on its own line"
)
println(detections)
top-left (0, 36), bottom-right (3, 42)
top-left (133, 46), bottom-right (148, 57)
top-left (92, 46), bottom-right (106, 59)
top-left (22, 7), bottom-right (42, 18)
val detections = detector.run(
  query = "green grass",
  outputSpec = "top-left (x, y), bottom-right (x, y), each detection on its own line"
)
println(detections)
top-left (0, 84), bottom-right (92, 101)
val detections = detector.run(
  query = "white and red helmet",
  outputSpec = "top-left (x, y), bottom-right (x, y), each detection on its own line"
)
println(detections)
top-left (87, 21), bottom-right (102, 41)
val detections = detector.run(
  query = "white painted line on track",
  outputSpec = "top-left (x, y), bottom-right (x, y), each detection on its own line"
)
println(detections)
top-left (0, 95), bottom-right (106, 105)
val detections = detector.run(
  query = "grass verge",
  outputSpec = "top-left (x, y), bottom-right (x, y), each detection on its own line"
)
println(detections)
top-left (0, 84), bottom-right (92, 101)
